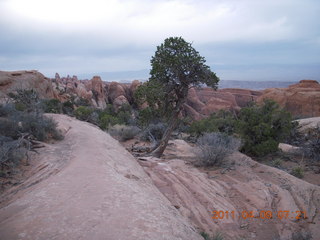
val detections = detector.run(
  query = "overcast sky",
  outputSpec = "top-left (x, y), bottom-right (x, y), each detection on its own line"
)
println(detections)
top-left (0, 0), bottom-right (319, 81)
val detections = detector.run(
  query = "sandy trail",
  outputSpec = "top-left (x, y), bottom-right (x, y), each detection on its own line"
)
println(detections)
top-left (0, 114), bottom-right (202, 240)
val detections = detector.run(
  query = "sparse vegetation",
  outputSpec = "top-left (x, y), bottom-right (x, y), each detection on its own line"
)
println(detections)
top-left (0, 91), bottom-right (64, 177)
top-left (189, 100), bottom-right (294, 158)
top-left (195, 132), bottom-right (241, 167)
top-left (270, 158), bottom-right (283, 168)
top-left (200, 231), bottom-right (224, 240)
top-left (291, 166), bottom-right (304, 178)
top-left (108, 125), bottom-right (141, 142)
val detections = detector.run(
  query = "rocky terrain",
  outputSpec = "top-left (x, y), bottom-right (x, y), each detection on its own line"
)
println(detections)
top-left (257, 80), bottom-right (320, 118)
top-left (1, 70), bottom-right (319, 119)
top-left (0, 114), bottom-right (319, 240)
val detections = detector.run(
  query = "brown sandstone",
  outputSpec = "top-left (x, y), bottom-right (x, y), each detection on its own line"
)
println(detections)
top-left (257, 80), bottom-right (320, 117)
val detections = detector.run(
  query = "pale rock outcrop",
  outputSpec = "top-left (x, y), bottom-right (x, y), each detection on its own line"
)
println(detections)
top-left (257, 80), bottom-right (320, 117)
top-left (90, 76), bottom-right (107, 109)
top-left (0, 70), bottom-right (54, 100)
top-left (139, 140), bottom-right (320, 240)
top-left (107, 81), bottom-right (127, 102)
top-left (113, 95), bottom-right (129, 111)
top-left (0, 115), bottom-right (202, 240)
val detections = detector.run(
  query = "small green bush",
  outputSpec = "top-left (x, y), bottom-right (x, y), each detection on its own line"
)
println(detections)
top-left (98, 113), bottom-right (118, 130)
top-left (291, 166), bottom-right (304, 178)
top-left (62, 100), bottom-right (74, 115)
top-left (108, 125), bottom-right (141, 142)
top-left (74, 106), bottom-right (94, 121)
top-left (42, 99), bottom-right (62, 113)
top-left (189, 110), bottom-right (236, 137)
top-left (195, 132), bottom-right (241, 167)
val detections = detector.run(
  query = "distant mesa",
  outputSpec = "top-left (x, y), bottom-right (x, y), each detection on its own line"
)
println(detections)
top-left (0, 70), bottom-right (319, 118)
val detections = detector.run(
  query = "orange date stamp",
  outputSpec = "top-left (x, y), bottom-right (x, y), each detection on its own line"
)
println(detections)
top-left (211, 210), bottom-right (308, 220)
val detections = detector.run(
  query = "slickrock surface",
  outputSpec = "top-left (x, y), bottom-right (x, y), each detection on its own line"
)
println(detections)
top-left (0, 115), bottom-right (201, 240)
top-left (139, 140), bottom-right (320, 240)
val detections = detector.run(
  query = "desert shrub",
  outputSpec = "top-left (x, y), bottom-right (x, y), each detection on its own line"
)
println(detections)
top-left (140, 122), bottom-right (167, 142)
top-left (74, 106), bottom-right (94, 121)
top-left (189, 110), bottom-right (237, 137)
top-left (195, 132), bottom-right (241, 167)
top-left (108, 125), bottom-right (141, 142)
top-left (0, 106), bottom-right (63, 142)
top-left (98, 112), bottom-right (118, 130)
top-left (73, 97), bottom-right (90, 107)
top-left (62, 100), bottom-right (74, 115)
top-left (8, 89), bottom-right (41, 112)
top-left (0, 103), bottom-right (63, 176)
top-left (237, 100), bottom-right (293, 156)
top-left (116, 108), bottom-right (134, 125)
top-left (291, 166), bottom-right (304, 178)
top-left (41, 99), bottom-right (62, 113)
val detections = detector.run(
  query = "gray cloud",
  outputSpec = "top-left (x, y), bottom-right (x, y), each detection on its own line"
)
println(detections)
top-left (0, 0), bottom-right (319, 80)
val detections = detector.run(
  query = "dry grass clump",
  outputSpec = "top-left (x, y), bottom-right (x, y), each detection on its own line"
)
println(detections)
top-left (195, 132), bottom-right (241, 167)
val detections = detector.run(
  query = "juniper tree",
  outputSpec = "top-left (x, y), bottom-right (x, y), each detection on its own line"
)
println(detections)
top-left (136, 37), bottom-right (219, 157)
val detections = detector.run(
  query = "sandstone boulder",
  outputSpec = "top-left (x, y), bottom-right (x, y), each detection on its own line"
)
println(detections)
top-left (113, 95), bottom-right (129, 110)
top-left (0, 70), bottom-right (54, 100)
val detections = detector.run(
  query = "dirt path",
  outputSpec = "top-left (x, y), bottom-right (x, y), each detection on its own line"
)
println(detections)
top-left (0, 114), bottom-right (202, 240)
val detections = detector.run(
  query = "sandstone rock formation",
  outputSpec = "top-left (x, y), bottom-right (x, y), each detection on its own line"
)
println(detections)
top-left (257, 80), bottom-right (320, 118)
top-left (0, 115), bottom-right (202, 240)
top-left (0, 70), bottom-right (54, 100)
top-left (139, 140), bottom-right (320, 240)
top-left (183, 87), bottom-right (262, 119)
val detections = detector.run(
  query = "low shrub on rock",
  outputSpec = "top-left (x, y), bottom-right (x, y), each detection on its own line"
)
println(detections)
top-left (195, 132), bottom-right (241, 167)
top-left (108, 125), bottom-right (141, 142)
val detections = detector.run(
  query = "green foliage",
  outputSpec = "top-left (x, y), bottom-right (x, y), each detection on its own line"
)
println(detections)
top-left (74, 106), bottom-right (94, 121)
top-left (135, 37), bottom-right (219, 157)
top-left (291, 166), bottom-right (304, 178)
top-left (9, 89), bottom-right (41, 112)
top-left (136, 36), bottom-right (219, 120)
top-left (42, 99), bottom-right (62, 113)
top-left (97, 104), bottom-right (135, 130)
top-left (237, 100), bottom-right (293, 156)
top-left (150, 37), bottom-right (219, 91)
top-left (189, 100), bottom-right (293, 157)
top-left (189, 110), bottom-right (237, 136)
top-left (62, 100), bottom-right (74, 115)
top-left (98, 112), bottom-right (119, 130)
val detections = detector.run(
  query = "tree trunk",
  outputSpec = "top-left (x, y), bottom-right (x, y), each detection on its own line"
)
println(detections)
top-left (150, 109), bottom-right (180, 158)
